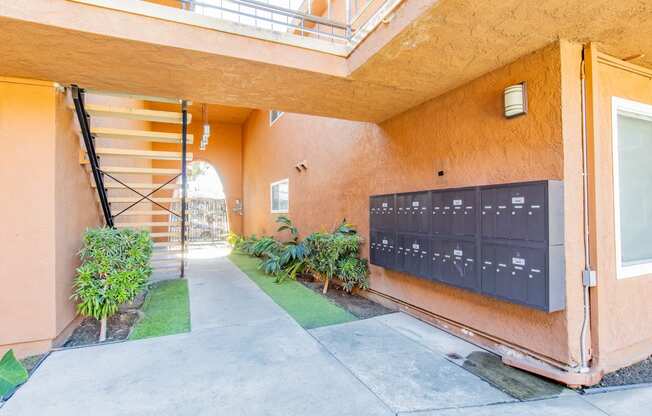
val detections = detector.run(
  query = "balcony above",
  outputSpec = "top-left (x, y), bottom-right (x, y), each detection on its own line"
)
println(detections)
top-left (2, 0), bottom-right (652, 122)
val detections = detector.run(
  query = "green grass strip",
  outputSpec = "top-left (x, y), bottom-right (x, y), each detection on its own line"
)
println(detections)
top-left (228, 253), bottom-right (357, 329)
top-left (129, 279), bottom-right (190, 340)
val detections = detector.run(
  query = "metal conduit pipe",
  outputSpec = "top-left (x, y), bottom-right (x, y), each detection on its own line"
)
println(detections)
top-left (578, 47), bottom-right (595, 373)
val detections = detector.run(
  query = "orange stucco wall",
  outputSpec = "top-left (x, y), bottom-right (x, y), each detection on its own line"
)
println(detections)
top-left (241, 41), bottom-right (589, 367)
top-left (587, 55), bottom-right (652, 372)
top-left (0, 78), bottom-right (101, 358)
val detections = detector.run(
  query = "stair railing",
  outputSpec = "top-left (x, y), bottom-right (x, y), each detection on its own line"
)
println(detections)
top-left (71, 85), bottom-right (114, 227)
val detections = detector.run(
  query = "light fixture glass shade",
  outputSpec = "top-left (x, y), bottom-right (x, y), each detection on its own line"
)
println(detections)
top-left (504, 82), bottom-right (527, 118)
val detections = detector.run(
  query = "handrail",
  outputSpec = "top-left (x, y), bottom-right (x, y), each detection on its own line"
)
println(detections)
top-left (182, 0), bottom-right (349, 29)
top-left (71, 85), bottom-right (114, 228)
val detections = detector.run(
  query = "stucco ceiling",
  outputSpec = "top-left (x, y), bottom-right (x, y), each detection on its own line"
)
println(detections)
top-left (1, 0), bottom-right (651, 122)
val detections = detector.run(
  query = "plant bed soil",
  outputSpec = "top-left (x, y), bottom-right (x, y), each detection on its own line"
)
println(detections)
top-left (63, 311), bottom-right (140, 347)
top-left (297, 274), bottom-right (394, 319)
top-left (19, 354), bottom-right (47, 374)
top-left (594, 355), bottom-right (652, 388)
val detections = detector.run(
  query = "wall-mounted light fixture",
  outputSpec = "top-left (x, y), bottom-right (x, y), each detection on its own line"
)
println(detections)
top-left (200, 103), bottom-right (210, 150)
top-left (504, 82), bottom-right (527, 118)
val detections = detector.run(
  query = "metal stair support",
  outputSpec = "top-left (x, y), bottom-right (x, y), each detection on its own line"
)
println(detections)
top-left (72, 85), bottom-right (190, 278)
top-left (72, 85), bottom-right (113, 227)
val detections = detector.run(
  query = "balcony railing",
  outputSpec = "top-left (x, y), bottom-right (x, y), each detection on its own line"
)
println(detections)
top-left (153, 0), bottom-right (402, 49)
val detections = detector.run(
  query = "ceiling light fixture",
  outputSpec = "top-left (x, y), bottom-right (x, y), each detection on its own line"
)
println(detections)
top-left (200, 103), bottom-right (210, 150)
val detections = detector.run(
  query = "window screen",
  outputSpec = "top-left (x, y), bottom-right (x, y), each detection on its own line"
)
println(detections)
top-left (271, 179), bottom-right (289, 213)
top-left (616, 110), bottom-right (652, 269)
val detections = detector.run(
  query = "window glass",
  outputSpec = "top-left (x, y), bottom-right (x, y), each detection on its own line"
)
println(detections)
top-left (269, 110), bottom-right (284, 125)
top-left (616, 111), bottom-right (652, 267)
top-left (271, 179), bottom-right (289, 213)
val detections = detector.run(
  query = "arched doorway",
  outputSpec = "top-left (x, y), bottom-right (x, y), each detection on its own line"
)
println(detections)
top-left (171, 161), bottom-right (229, 245)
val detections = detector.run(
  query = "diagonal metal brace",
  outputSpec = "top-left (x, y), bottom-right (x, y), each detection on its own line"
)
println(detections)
top-left (101, 170), bottom-right (183, 218)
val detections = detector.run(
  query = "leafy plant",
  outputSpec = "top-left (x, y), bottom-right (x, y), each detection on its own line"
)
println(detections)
top-left (276, 215), bottom-right (299, 242)
top-left (0, 350), bottom-right (28, 398)
top-left (71, 227), bottom-right (153, 341)
top-left (226, 231), bottom-right (243, 247)
top-left (332, 218), bottom-right (358, 235)
top-left (233, 218), bottom-right (368, 292)
top-left (304, 226), bottom-right (368, 293)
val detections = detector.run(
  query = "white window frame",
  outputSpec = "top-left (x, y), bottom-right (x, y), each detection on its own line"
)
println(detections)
top-left (612, 96), bottom-right (652, 279)
top-left (269, 110), bottom-right (284, 126)
top-left (270, 178), bottom-right (289, 214)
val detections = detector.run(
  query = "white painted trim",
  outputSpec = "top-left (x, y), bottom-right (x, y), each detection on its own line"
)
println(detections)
top-left (269, 110), bottom-right (284, 126)
top-left (270, 178), bottom-right (289, 214)
top-left (611, 96), bottom-right (652, 279)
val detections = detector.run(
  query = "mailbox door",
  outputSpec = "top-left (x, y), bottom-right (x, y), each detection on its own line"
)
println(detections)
top-left (410, 191), bottom-right (430, 233)
top-left (481, 188), bottom-right (497, 238)
top-left (430, 238), bottom-right (445, 282)
top-left (395, 233), bottom-right (410, 272)
top-left (396, 194), bottom-right (411, 232)
top-left (508, 248), bottom-right (528, 302)
top-left (481, 244), bottom-right (497, 296)
top-left (525, 247), bottom-right (548, 309)
top-left (525, 183), bottom-right (547, 242)
top-left (431, 192), bottom-right (445, 235)
top-left (451, 189), bottom-right (477, 237)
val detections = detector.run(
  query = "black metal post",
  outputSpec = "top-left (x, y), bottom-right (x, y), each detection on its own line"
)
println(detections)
top-left (71, 85), bottom-right (114, 228)
top-left (181, 100), bottom-right (188, 278)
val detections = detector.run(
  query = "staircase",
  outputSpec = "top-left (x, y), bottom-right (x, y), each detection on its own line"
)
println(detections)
top-left (71, 86), bottom-right (192, 279)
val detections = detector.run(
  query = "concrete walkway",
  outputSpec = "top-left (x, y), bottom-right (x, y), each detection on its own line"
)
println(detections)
top-left (2, 249), bottom-right (651, 415)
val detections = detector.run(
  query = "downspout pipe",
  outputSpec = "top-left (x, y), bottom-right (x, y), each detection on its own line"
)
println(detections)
top-left (579, 47), bottom-right (595, 373)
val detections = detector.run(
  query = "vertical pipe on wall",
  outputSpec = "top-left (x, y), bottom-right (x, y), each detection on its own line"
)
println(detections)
top-left (579, 47), bottom-right (594, 373)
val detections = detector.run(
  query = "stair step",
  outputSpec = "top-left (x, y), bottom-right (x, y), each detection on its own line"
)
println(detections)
top-left (104, 196), bottom-right (181, 203)
top-left (115, 222), bottom-right (175, 228)
top-left (91, 127), bottom-right (194, 144)
top-left (84, 89), bottom-right (183, 105)
top-left (100, 166), bottom-right (181, 175)
top-left (85, 104), bottom-right (191, 124)
top-left (82, 148), bottom-right (192, 162)
top-left (153, 241), bottom-right (183, 248)
top-left (92, 180), bottom-right (179, 190)
top-left (116, 210), bottom-right (181, 217)
top-left (150, 232), bottom-right (180, 238)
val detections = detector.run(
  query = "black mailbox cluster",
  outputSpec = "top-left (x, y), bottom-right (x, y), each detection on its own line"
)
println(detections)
top-left (369, 181), bottom-right (565, 312)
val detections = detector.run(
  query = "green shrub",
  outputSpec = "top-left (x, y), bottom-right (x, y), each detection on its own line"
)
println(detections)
top-left (71, 227), bottom-right (153, 341)
top-left (226, 231), bottom-right (243, 247)
top-left (233, 218), bottom-right (368, 292)
top-left (304, 221), bottom-right (368, 293)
